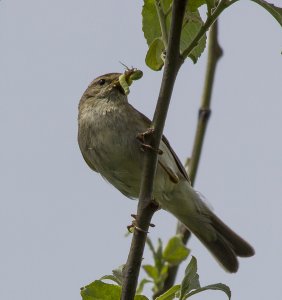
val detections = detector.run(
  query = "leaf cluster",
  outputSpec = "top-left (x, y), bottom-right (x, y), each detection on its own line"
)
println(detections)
top-left (142, 0), bottom-right (282, 71)
top-left (155, 256), bottom-right (230, 300)
top-left (143, 0), bottom-right (207, 70)
top-left (80, 237), bottom-right (230, 300)
top-left (142, 236), bottom-right (190, 295)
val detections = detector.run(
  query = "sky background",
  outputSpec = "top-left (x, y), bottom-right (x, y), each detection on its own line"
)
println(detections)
top-left (1, 1), bottom-right (281, 299)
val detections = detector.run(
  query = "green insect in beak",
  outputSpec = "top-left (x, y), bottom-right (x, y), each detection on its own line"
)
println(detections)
top-left (119, 68), bottom-right (143, 95)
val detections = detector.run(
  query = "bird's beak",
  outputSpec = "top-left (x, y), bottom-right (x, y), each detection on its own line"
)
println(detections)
top-left (112, 78), bottom-right (126, 95)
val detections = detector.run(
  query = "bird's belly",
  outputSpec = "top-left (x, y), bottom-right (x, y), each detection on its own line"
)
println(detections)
top-left (87, 128), bottom-right (143, 198)
top-left (81, 118), bottom-right (176, 201)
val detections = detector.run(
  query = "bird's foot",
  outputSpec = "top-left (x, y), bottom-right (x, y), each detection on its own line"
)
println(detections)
top-left (127, 213), bottom-right (155, 233)
top-left (140, 143), bottom-right (163, 154)
top-left (136, 128), bottom-right (163, 155)
top-left (136, 127), bottom-right (155, 141)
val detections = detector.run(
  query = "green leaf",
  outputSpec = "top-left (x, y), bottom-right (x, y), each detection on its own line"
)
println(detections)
top-left (81, 280), bottom-right (149, 300)
top-left (99, 265), bottom-right (124, 286)
top-left (143, 264), bottom-right (159, 280)
top-left (251, 0), bottom-right (282, 26)
top-left (146, 237), bottom-right (156, 256)
top-left (100, 275), bottom-right (122, 286)
top-left (185, 283), bottom-right (231, 300)
top-left (146, 237), bottom-right (164, 270)
top-left (145, 38), bottom-right (165, 70)
top-left (163, 236), bottom-right (190, 265)
top-left (136, 278), bottom-right (152, 295)
top-left (179, 257), bottom-right (200, 299)
top-left (81, 280), bottom-right (121, 300)
top-left (155, 238), bottom-right (164, 272)
top-left (160, 264), bottom-right (169, 278)
top-left (205, 0), bottom-right (217, 15)
top-left (188, 0), bottom-right (207, 11)
top-left (135, 295), bottom-right (150, 300)
top-left (112, 265), bottom-right (124, 285)
top-left (205, 0), bottom-right (216, 7)
top-left (162, 0), bottom-right (173, 12)
top-left (155, 284), bottom-right (181, 300)
top-left (156, 264), bottom-right (169, 289)
top-left (180, 10), bottom-right (207, 63)
top-left (166, 4), bottom-right (207, 63)
top-left (142, 0), bottom-right (162, 46)
top-left (142, 0), bottom-right (207, 69)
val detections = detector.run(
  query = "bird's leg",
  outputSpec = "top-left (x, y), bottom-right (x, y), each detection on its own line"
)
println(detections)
top-left (127, 213), bottom-right (156, 233)
top-left (136, 127), bottom-right (155, 142)
top-left (136, 128), bottom-right (163, 155)
top-left (140, 143), bottom-right (163, 154)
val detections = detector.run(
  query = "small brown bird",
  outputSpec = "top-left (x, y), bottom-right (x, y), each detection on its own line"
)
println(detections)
top-left (78, 72), bottom-right (254, 272)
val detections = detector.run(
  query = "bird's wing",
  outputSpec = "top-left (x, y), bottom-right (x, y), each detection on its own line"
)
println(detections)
top-left (79, 145), bottom-right (98, 173)
top-left (134, 106), bottom-right (191, 184)
top-left (160, 135), bottom-right (191, 183)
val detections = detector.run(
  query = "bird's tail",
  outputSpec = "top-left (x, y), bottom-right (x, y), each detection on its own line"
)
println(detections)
top-left (189, 211), bottom-right (255, 272)
top-left (161, 182), bottom-right (255, 272)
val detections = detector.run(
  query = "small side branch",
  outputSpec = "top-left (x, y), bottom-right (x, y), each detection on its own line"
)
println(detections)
top-left (181, 0), bottom-right (228, 59)
top-left (188, 20), bottom-right (223, 184)
top-left (121, 1), bottom-right (187, 299)
top-left (155, 20), bottom-right (223, 297)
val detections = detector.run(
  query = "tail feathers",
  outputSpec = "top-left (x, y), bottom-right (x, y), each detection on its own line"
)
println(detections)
top-left (160, 181), bottom-right (254, 272)
top-left (188, 213), bottom-right (255, 273)
top-left (195, 231), bottom-right (239, 273)
top-left (210, 213), bottom-right (255, 257)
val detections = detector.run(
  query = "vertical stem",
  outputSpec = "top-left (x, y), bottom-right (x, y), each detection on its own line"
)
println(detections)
top-left (155, 20), bottom-right (223, 297)
top-left (188, 20), bottom-right (223, 184)
top-left (121, 1), bottom-right (187, 299)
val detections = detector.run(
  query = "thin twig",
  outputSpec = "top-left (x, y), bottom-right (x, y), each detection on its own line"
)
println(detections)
top-left (155, 20), bottom-right (223, 297)
top-left (181, 0), bottom-right (229, 59)
top-left (188, 21), bottom-right (223, 184)
top-left (120, 1), bottom-right (187, 299)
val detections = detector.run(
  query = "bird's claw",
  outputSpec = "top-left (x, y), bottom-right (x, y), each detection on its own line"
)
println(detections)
top-left (136, 128), bottom-right (155, 142)
top-left (136, 128), bottom-right (163, 155)
top-left (127, 214), bottom-right (155, 233)
top-left (140, 143), bottom-right (163, 155)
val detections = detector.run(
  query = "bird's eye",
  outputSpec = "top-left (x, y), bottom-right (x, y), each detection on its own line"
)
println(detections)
top-left (98, 79), bottom-right (106, 86)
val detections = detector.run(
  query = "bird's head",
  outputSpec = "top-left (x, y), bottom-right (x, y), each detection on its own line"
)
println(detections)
top-left (79, 69), bottom-right (143, 109)
top-left (79, 73), bottom-right (125, 106)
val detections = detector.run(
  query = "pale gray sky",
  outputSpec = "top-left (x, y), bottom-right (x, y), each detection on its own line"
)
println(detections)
top-left (1, 1), bottom-right (281, 300)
